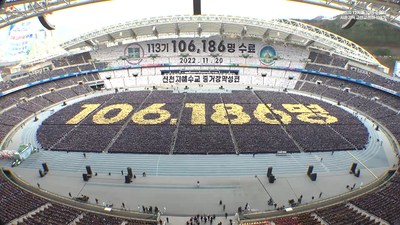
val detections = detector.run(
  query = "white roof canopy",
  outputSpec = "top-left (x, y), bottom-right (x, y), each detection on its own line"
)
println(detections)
top-left (60, 15), bottom-right (385, 70)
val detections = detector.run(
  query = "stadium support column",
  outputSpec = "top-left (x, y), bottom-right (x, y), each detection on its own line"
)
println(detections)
top-left (193, 0), bottom-right (201, 15)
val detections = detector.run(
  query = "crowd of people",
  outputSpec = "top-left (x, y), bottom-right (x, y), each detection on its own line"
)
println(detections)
top-left (296, 76), bottom-right (400, 143)
top-left (17, 203), bottom-right (83, 225)
top-left (75, 212), bottom-right (156, 225)
top-left (0, 53), bottom-right (101, 95)
top-left (0, 172), bottom-right (48, 223)
top-left (315, 203), bottom-right (380, 225)
top-left (0, 47), bottom-right (399, 224)
top-left (36, 90), bottom-right (370, 154)
top-left (271, 213), bottom-right (320, 225)
top-left (0, 82), bottom-right (93, 145)
top-left (0, 170), bottom-right (157, 225)
top-left (248, 174), bottom-right (400, 225)
top-left (350, 175), bottom-right (400, 224)
top-left (305, 60), bottom-right (400, 93)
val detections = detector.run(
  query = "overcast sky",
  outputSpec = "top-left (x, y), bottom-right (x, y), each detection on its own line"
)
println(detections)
top-left (0, 0), bottom-right (342, 41)
top-left (0, 0), bottom-right (342, 61)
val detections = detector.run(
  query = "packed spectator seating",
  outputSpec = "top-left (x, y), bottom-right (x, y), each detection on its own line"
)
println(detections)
top-left (53, 125), bottom-right (122, 152)
top-left (0, 51), bottom-right (102, 95)
top-left (66, 54), bottom-right (85, 65)
top-left (79, 63), bottom-right (96, 72)
top-left (305, 61), bottom-right (400, 93)
top-left (16, 100), bottom-right (44, 113)
top-left (0, 67), bottom-right (97, 96)
top-left (272, 213), bottom-right (321, 225)
top-left (52, 52), bottom-right (92, 67)
top-left (308, 52), bottom-right (348, 68)
top-left (75, 213), bottom-right (119, 225)
top-left (286, 124), bottom-right (356, 151)
top-left (42, 91), bottom-right (66, 103)
top-left (315, 203), bottom-right (379, 225)
top-left (246, 173), bottom-right (400, 225)
top-left (296, 66), bottom-right (400, 143)
top-left (0, 45), bottom-right (400, 224)
top-left (76, 212), bottom-right (157, 225)
top-left (0, 94), bottom-right (19, 110)
top-left (0, 170), bottom-right (157, 225)
top-left (351, 174), bottom-right (400, 224)
top-left (314, 53), bottom-right (333, 65)
top-left (233, 125), bottom-right (299, 153)
top-left (17, 203), bottom-right (83, 225)
top-left (174, 125), bottom-right (236, 154)
top-left (0, 124), bottom-right (13, 146)
top-left (0, 82), bottom-right (92, 144)
top-left (38, 91), bottom-right (369, 154)
top-left (0, 171), bottom-right (48, 224)
top-left (331, 57), bottom-right (348, 68)
top-left (52, 57), bottom-right (69, 68)
top-left (94, 62), bottom-right (108, 69)
top-left (63, 66), bottom-right (81, 74)
top-left (56, 87), bottom-right (80, 99)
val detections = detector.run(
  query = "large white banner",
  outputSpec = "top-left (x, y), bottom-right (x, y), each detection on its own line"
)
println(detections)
top-left (6, 21), bottom-right (36, 61)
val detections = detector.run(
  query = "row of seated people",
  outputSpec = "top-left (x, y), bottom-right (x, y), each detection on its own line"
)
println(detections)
top-left (1, 83), bottom-right (92, 114)
top-left (295, 79), bottom-right (400, 142)
top-left (298, 72), bottom-right (400, 110)
top-left (260, 203), bottom-right (382, 225)
top-left (75, 212), bottom-right (156, 225)
top-left (18, 205), bottom-right (157, 225)
top-left (308, 51), bottom-right (348, 68)
top-left (51, 52), bottom-right (92, 68)
top-left (307, 51), bottom-right (400, 94)
top-left (315, 203), bottom-right (379, 225)
top-left (0, 171), bottom-right (157, 225)
top-left (350, 174), bottom-right (400, 224)
top-left (250, 173), bottom-right (400, 225)
top-left (0, 74), bottom-right (97, 110)
top-left (17, 203), bottom-right (83, 225)
top-left (304, 63), bottom-right (400, 93)
top-left (298, 76), bottom-right (398, 114)
top-left (44, 112), bottom-right (360, 154)
top-left (0, 172), bottom-right (48, 224)
top-left (37, 90), bottom-right (367, 154)
top-left (17, 203), bottom-right (157, 225)
top-left (0, 64), bottom-right (101, 93)
top-left (0, 84), bottom-right (92, 143)
top-left (262, 212), bottom-right (320, 225)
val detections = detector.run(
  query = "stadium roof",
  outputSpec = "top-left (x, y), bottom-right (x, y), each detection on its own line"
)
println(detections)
top-left (60, 15), bottom-right (386, 71)
top-left (0, 0), bottom-right (107, 29)
top-left (294, 0), bottom-right (400, 28)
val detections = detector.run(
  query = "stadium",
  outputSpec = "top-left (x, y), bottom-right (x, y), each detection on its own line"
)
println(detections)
top-left (0, 0), bottom-right (399, 224)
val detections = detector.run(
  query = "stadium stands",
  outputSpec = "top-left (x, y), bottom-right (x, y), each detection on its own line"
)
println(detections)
top-left (0, 40), bottom-right (398, 225)
top-left (272, 213), bottom-right (321, 225)
top-left (0, 170), bottom-right (157, 225)
top-left (37, 90), bottom-right (370, 154)
top-left (17, 203), bottom-right (83, 225)
top-left (315, 203), bottom-right (380, 225)
top-left (351, 175), bottom-right (400, 224)
top-left (0, 171), bottom-right (48, 224)
top-left (245, 174), bottom-right (400, 225)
